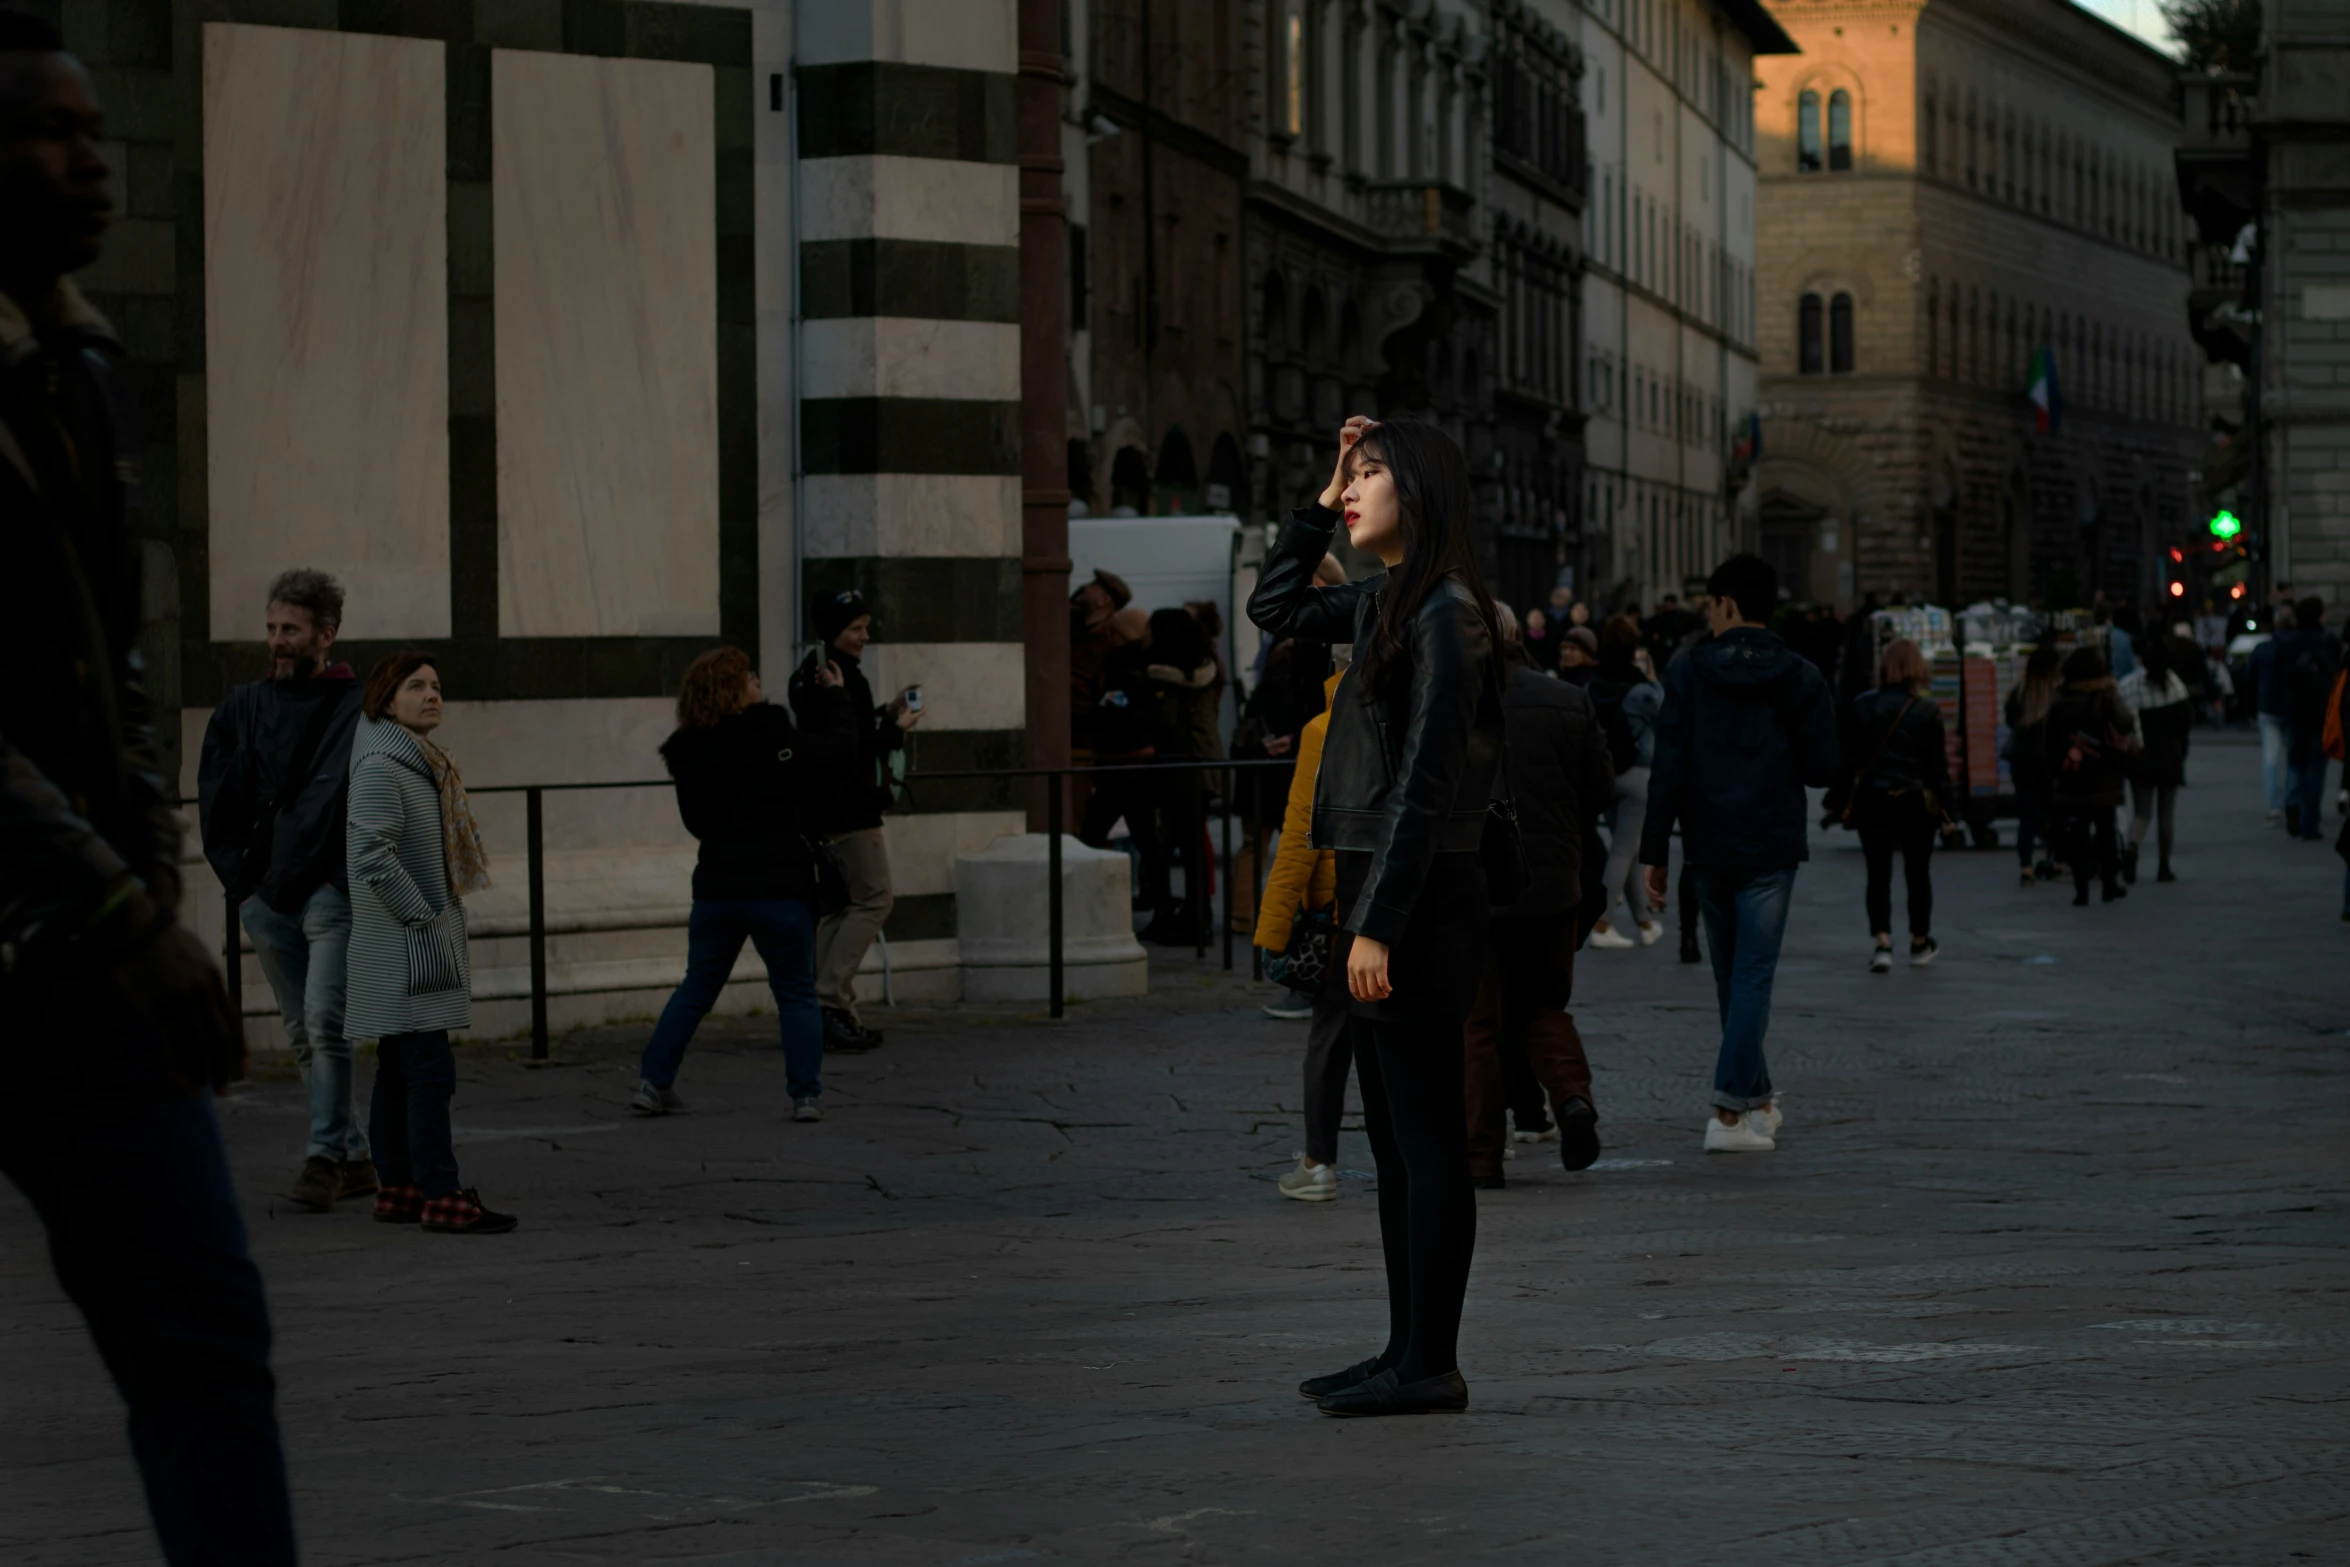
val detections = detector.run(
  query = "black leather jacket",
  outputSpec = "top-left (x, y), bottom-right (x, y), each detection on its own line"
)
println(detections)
top-left (1247, 504), bottom-right (1503, 945)
top-left (1845, 685), bottom-right (1951, 801)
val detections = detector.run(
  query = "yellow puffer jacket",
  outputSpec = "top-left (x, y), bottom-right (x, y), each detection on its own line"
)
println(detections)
top-left (1251, 671), bottom-right (1342, 955)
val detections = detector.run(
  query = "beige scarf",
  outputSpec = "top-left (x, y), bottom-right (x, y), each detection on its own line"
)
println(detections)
top-left (417, 735), bottom-right (491, 898)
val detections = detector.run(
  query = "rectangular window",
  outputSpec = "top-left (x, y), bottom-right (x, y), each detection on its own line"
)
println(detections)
top-left (1286, 13), bottom-right (1303, 137)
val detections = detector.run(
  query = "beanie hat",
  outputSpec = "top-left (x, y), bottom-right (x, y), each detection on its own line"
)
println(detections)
top-left (812, 588), bottom-right (872, 645)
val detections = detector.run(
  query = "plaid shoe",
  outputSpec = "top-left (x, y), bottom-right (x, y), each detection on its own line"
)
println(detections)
top-left (420, 1188), bottom-right (519, 1235)
top-left (373, 1183), bottom-right (424, 1224)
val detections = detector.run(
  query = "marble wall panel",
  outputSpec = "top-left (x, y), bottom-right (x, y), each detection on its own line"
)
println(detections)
top-left (801, 473), bottom-right (1023, 558)
top-left (801, 317), bottom-right (1021, 401)
top-left (800, 0), bottom-right (1018, 72)
top-left (883, 810), bottom-right (1027, 898)
top-left (859, 642), bottom-right (1026, 732)
top-left (800, 155), bottom-right (1020, 246)
top-left (202, 23), bottom-right (449, 640)
top-left (494, 49), bottom-right (720, 638)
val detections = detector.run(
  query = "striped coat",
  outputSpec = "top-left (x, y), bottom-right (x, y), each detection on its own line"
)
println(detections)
top-left (343, 716), bottom-right (471, 1038)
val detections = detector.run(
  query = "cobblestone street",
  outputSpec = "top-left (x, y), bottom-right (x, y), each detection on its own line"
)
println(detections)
top-left (6, 739), bottom-right (2346, 1565)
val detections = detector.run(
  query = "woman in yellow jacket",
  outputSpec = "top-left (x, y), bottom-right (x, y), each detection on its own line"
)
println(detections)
top-left (1253, 671), bottom-right (1349, 1201)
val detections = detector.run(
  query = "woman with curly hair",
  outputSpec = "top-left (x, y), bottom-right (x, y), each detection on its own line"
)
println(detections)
top-left (632, 646), bottom-right (855, 1123)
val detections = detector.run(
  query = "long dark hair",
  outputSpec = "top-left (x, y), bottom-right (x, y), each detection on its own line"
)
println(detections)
top-left (1348, 419), bottom-right (1499, 693)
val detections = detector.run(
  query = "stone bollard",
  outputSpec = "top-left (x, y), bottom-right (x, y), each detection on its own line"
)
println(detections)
top-left (955, 834), bottom-right (1150, 1002)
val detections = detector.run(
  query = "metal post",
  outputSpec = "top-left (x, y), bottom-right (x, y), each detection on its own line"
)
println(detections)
top-left (527, 786), bottom-right (548, 1060)
top-left (223, 888), bottom-right (240, 1017)
top-left (1047, 773), bottom-right (1064, 1019)
top-left (1221, 765), bottom-right (1234, 971)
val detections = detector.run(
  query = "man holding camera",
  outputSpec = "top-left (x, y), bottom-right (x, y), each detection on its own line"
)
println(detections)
top-left (793, 589), bottom-right (921, 1051)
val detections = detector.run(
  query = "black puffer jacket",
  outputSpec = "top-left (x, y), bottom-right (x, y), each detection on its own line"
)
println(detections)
top-left (660, 693), bottom-right (854, 902)
top-left (1844, 685), bottom-right (1951, 804)
top-left (1492, 650), bottom-right (1616, 922)
top-left (1247, 503), bottom-right (1503, 946)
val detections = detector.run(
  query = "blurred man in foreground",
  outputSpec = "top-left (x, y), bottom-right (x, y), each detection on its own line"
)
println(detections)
top-left (0, 13), bottom-right (294, 1560)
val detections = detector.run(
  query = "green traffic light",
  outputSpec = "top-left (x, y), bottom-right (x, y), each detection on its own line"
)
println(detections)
top-left (2208, 509), bottom-right (2242, 539)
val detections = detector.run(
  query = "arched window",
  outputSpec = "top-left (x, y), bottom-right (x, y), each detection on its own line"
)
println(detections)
top-left (1799, 292), bottom-right (1824, 374)
top-left (1927, 277), bottom-right (1941, 375)
top-left (1830, 292), bottom-right (1855, 373)
top-left (1828, 90), bottom-right (1852, 171)
top-left (1798, 90), bottom-right (1822, 173)
top-left (1964, 93), bottom-right (1978, 188)
top-left (1923, 84), bottom-right (1939, 176)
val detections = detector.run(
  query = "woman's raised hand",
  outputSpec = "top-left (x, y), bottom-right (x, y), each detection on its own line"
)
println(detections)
top-left (1318, 415), bottom-right (1376, 510)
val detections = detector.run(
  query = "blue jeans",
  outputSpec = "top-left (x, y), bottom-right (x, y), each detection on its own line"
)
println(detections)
top-left (1693, 866), bottom-right (1797, 1113)
top-left (242, 885), bottom-right (364, 1160)
top-left (371, 1029), bottom-right (460, 1197)
top-left (2259, 713), bottom-right (2291, 810)
top-left (1, 1090), bottom-right (295, 1564)
top-left (2288, 741), bottom-right (2330, 838)
top-left (642, 898), bottom-right (823, 1100)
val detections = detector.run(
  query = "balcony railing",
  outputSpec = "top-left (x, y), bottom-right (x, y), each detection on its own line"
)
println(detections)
top-left (1363, 180), bottom-right (1477, 253)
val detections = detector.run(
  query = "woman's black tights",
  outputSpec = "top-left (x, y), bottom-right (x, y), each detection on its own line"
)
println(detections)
top-left (1351, 1016), bottom-right (1477, 1382)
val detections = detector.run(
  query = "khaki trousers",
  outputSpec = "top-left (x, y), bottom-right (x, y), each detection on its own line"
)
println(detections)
top-left (813, 827), bottom-right (894, 1018)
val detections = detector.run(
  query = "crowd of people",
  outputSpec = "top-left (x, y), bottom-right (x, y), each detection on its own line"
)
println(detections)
top-left (5, 13), bottom-right (2348, 1552)
top-left (1236, 417), bottom-right (2349, 1418)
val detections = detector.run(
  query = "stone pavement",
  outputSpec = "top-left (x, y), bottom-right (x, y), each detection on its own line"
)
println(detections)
top-left (6, 739), bottom-right (2347, 1565)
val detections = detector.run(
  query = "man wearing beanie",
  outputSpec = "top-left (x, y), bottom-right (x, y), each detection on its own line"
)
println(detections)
top-left (791, 589), bottom-right (920, 1051)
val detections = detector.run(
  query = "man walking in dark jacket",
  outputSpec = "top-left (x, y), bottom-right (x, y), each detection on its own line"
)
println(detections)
top-left (1641, 555), bottom-right (1839, 1154)
top-left (1463, 608), bottom-right (1618, 1186)
top-left (0, 16), bottom-right (294, 1559)
top-left (200, 568), bottom-right (369, 1210)
top-left (792, 588), bottom-right (919, 1050)
top-left (2265, 597), bottom-right (2337, 841)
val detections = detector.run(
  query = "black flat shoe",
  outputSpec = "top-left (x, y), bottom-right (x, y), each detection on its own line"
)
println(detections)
top-left (1297, 1356), bottom-right (1387, 1400)
top-left (1316, 1367), bottom-right (1469, 1417)
top-left (1556, 1096), bottom-right (1601, 1172)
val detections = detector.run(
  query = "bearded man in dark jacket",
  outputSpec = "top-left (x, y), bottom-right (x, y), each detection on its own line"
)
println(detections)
top-left (0, 16), bottom-right (293, 1560)
top-left (1462, 608), bottom-right (1617, 1186)
top-left (1640, 554), bottom-right (1839, 1157)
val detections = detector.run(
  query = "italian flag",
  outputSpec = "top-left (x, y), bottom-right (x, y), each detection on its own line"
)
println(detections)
top-left (2027, 346), bottom-right (2062, 435)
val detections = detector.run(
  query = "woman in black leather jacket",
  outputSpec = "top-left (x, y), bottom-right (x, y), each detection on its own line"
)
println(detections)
top-left (1248, 415), bottom-right (1505, 1419)
top-left (1845, 638), bottom-right (1951, 971)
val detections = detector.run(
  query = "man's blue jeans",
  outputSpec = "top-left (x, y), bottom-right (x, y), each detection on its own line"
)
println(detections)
top-left (641, 898), bottom-right (823, 1100)
top-left (1, 1090), bottom-right (295, 1564)
top-left (242, 885), bottom-right (364, 1160)
top-left (1693, 866), bottom-right (1797, 1113)
top-left (2259, 713), bottom-right (2291, 811)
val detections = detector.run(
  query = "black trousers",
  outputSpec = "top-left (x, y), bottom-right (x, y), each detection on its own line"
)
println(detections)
top-left (1301, 984), bottom-right (1353, 1167)
top-left (1079, 771), bottom-right (1164, 906)
top-left (1858, 804), bottom-right (1937, 939)
top-left (2064, 807), bottom-right (2120, 892)
top-left (1353, 1015), bottom-right (1477, 1383)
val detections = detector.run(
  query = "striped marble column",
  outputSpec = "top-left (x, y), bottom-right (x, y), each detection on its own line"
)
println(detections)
top-left (796, 0), bottom-right (1028, 968)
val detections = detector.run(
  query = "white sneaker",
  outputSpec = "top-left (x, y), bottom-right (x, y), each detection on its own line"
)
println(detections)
top-left (1262, 997), bottom-right (1314, 1021)
top-left (1756, 1099), bottom-right (1783, 1137)
top-left (1909, 937), bottom-right (1939, 966)
top-left (1869, 944), bottom-right (1893, 973)
top-left (1636, 920), bottom-right (1664, 945)
top-left (1703, 1111), bottom-right (1776, 1153)
top-left (1513, 1124), bottom-right (1560, 1144)
top-left (1588, 923), bottom-right (1636, 949)
top-left (2266, 809), bottom-right (2284, 826)
top-left (1277, 1154), bottom-right (1337, 1202)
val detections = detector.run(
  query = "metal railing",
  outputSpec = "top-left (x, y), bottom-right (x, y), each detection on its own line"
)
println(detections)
top-left (210, 759), bottom-right (1300, 1061)
top-left (464, 759), bottom-right (1297, 1058)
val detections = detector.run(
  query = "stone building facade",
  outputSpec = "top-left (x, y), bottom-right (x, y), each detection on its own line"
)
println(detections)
top-left (1752, 0), bottom-right (2203, 611)
top-left (1240, 0), bottom-right (1501, 561)
top-left (1577, 0), bottom-right (1788, 610)
top-left (65, 0), bottom-right (1034, 1028)
top-left (1071, 0), bottom-right (1251, 518)
top-left (1486, 0), bottom-right (1590, 615)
